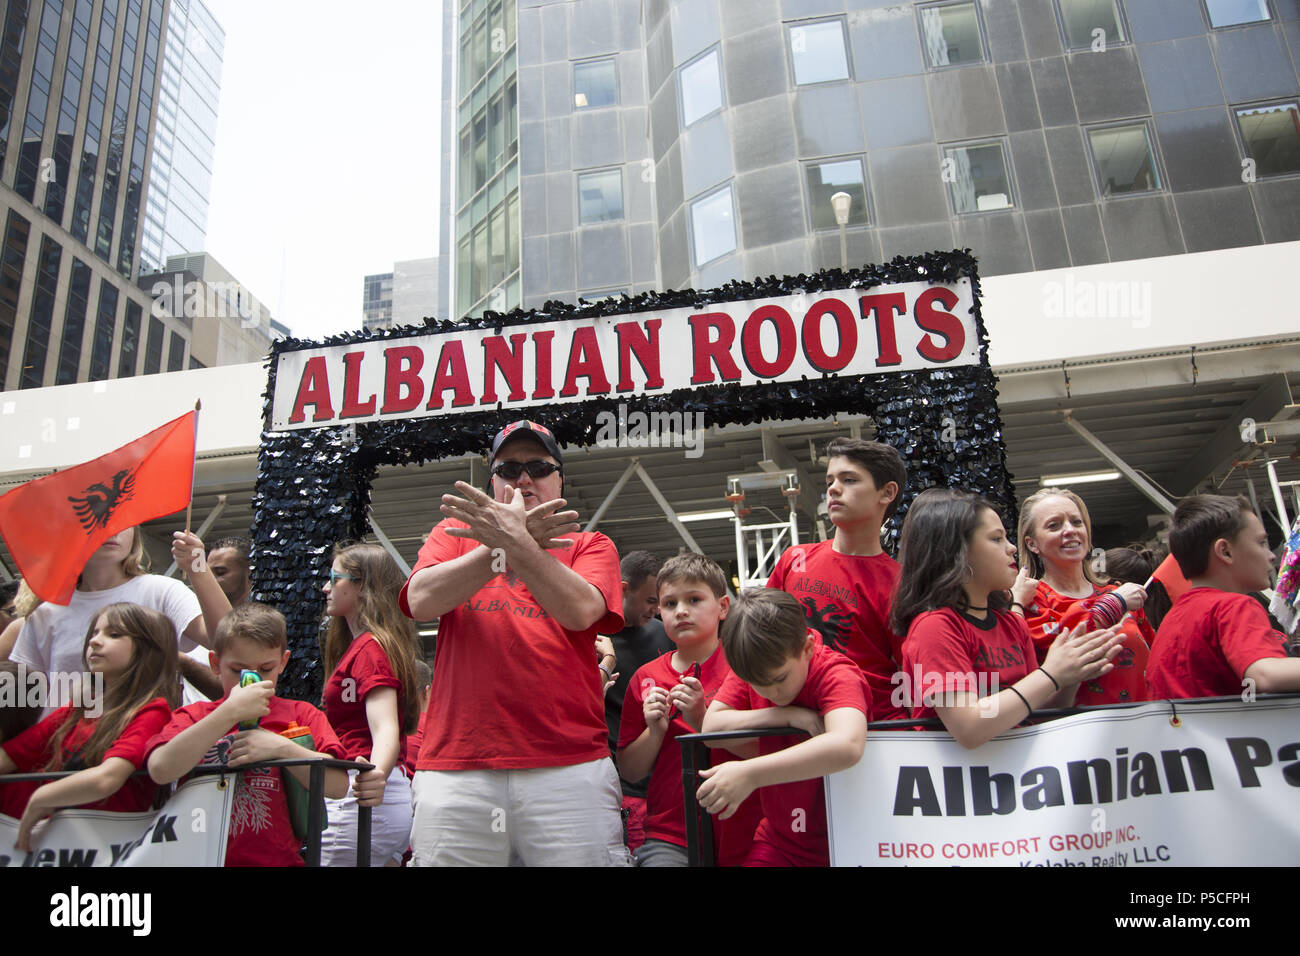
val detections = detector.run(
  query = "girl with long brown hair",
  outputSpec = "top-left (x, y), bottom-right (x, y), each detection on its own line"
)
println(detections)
top-left (318, 542), bottom-right (421, 866)
top-left (0, 602), bottom-right (178, 849)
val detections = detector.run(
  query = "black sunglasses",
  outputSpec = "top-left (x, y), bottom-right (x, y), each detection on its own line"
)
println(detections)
top-left (491, 459), bottom-right (562, 481)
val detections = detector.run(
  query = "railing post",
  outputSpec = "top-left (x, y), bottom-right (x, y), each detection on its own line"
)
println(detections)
top-left (305, 763), bottom-right (325, 867)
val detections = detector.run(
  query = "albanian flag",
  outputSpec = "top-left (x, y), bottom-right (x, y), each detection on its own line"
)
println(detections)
top-left (0, 410), bottom-right (196, 605)
top-left (1150, 552), bottom-right (1193, 603)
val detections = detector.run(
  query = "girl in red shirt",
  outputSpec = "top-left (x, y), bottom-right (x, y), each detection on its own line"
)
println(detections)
top-left (893, 489), bottom-right (1122, 748)
top-left (319, 543), bottom-right (422, 866)
top-left (0, 602), bottom-right (178, 849)
top-left (1013, 488), bottom-right (1153, 705)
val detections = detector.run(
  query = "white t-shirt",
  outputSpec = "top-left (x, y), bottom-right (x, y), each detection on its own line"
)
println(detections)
top-left (12, 574), bottom-right (202, 712)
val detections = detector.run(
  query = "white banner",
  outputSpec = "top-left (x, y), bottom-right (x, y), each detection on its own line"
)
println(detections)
top-left (827, 697), bottom-right (1300, 867)
top-left (270, 280), bottom-right (977, 431)
top-left (0, 776), bottom-right (233, 867)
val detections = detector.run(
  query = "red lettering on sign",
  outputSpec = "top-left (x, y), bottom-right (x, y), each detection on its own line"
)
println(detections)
top-left (860, 293), bottom-right (906, 367)
top-left (288, 356), bottom-right (335, 424)
top-left (559, 326), bottom-right (612, 398)
top-left (741, 305), bottom-right (797, 378)
top-left (481, 333), bottom-right (528, 404)
top-left (339, 351), bottom-right (377, 418)
top-left (801, 298), bottom-right (857, 373)
top-left (615, 319), bottom-right (664, 392)
top-left (425, 340), bottom-right (474, 409)
top-left (688, 313), bottom-right (742, 384)
top-left (914, 286), bottom-right (964, 362)
top-left (380, 346), bottom-right (424, 414)
top-left (532, 330), bottom-right (556, 400)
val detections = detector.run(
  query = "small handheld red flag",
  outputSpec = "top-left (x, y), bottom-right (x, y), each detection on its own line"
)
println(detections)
top-left (1148, 553), bottom-right (1193, 603)
top-left (0, 410), bottom-right (197, 605)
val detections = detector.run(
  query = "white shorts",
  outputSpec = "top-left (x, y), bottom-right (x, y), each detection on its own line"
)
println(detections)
top-left (409, 757), bottom-right (632, 867)
top-left (319, 765), bottom-right (413, 867)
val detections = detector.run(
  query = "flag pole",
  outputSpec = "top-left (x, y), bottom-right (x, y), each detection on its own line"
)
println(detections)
top-left (185, 399), bottom-right (201, 533)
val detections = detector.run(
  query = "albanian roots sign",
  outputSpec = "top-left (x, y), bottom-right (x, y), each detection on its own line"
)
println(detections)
top-left (826, 697), bottom-right (1300, 867)
top-left (270, 280), bottom-right (977, 431)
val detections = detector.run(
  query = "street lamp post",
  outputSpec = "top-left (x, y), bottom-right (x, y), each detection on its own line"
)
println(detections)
top-left (831, 191), bottom-right (851, 270)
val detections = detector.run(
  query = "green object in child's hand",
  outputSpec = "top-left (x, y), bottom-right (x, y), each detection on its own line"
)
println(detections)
top-left (238, 669), bottom-right (261, 730)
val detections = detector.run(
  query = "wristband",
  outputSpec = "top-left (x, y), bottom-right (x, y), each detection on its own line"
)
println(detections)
top-left (598, 664), bottom-right (613, 680)
top-left (1008, 686), bottom-right (1032, 718)
top-left (1010, 601), bottom-right (1025, 613)
top-left (1037, 666), bottom-right (1060, 691)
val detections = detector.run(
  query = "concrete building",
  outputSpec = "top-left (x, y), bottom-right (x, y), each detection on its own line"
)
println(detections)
top-left (0, 0), bottom-right (196, 389)
top-left (138, 0), bottom-right (223, 274)
top-left (362, 270), bottom-right (392, 331)
top-left (361, 257), bottom-right (444, 331)
top-left (434, 0), bottom-right (1300, 543)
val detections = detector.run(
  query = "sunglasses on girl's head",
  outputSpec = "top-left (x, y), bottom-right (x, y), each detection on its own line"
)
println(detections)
top-left (491, 459), bottom-right (562, 481)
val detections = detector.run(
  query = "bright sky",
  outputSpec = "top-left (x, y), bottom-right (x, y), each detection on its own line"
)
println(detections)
top-left (200, 0), bottom-right (442, 341)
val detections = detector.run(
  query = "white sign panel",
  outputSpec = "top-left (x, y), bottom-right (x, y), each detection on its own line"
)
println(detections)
top-left (827, 697), bottom-right (1300, 867)
top-left (270, 280), bottom-right (978, 431)
top-left (0, 776), bottom-right (233, 867)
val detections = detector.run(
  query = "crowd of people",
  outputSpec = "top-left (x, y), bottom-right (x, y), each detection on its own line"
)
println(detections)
top-left (0, 417), bottom-right (1296, 867)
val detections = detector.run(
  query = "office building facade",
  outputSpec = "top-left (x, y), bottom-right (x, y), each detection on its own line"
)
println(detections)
top-left (0, 0), bottom-right (196, 390)
top-left (443, 0), bottom-right (1300, 318)
top-left (138, 0), bottom-right (222, 274)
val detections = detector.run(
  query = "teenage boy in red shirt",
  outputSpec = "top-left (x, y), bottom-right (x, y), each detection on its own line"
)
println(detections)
top-left (147, 603), bottom-right (348, 867)
top-left (767, 438), bottom-right (907, 720)
top-left (617, 553), bottom-right (758, 866)
top-left (700, 588), bottom-right (870, 867)
top-left (1147, 495), bottom-right (1299, 699)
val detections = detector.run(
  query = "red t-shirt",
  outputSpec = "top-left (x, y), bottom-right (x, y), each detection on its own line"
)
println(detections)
top-left (322, 633), bottom-right (404, 762)
top-left (767, 541), bottom-right (905, 721)
top-left (617, 644), bottom-right (759, 861)
top-left (0, 697), bottom-right (171, 817)
top-left (1023, 581), bottom-right (1152, 706)
top-left (901, 608), bottom-right (1038, 721)
top-left (145, 696), bottom-right (344, 867)
top-left (713, 641), bottom-right (871, 867)
top-left (399, 519), bottom-right (623, 770)
top-left (1147, 588), bottom-right (1289, 700)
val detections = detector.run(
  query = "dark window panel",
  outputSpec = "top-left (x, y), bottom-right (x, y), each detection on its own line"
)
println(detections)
top-left (144, 314), bottom-right (164, 374)
top-left (0, 211), bottom-right (32, 388)
top-left (89, 281), bottom-right (118, 381)
top-left (55, 258), bottom-right (93, 384)
top-left (20, 235), bottom-right (63, 388)
top-left (118, 299), bottom-right (141, 379)
top-left (167, 330), bottom-right (184, 371)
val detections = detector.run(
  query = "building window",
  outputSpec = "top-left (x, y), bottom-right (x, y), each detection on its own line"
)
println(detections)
top-left (1056, 0), bottom-right (1126, 50)
top-left (118, 300), bottom-right (142, 380)
top-left (806, 158), bottom-right (870, 229)
top-left (574, 58), bottom-right (617, 110)
top-left (20, 237), bottom-right (63, 389)
top-left (788, 19), bottom-right (851, 85)
top-left (1236, 102), bottom-right (1300, 177)
top-left (943, 141), bottom-right (1014, 213)
top-left (1086, 123), bottom-right (1161, 197)
top-left (168, 331), bottom-right (186, 372)
top-left (0, 211), bottom-right (31, 389)
top-left (89, 283), bottom-right (118, 381)
top-left (1204, 0), bottom-right (1270, 27)
top-left (679, 48), bottom-right (722, 127)
top-left (144, 315), bottom-right (165, 375)
top-left (578, 168), bottom-right (625, 223)
top-left (56, 259), bottom-right (93, 385)
top-left (690, 185), bottom-right (737, 267)
top-left (918, 3), bottom-right (985, 68)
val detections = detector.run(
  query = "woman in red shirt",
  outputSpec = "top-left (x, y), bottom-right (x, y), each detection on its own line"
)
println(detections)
top-left (0, 602), bottom-right (178, 848)
top-left (893, 489), bottom-right (1122, 748)
top-left (319, 543), bottom-right (422, 866)
top-left (1013, 488), bottom-right (1153, 705)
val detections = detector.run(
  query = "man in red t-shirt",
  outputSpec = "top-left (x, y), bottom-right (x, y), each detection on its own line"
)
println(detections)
top-left (700, 589), bottom-right (870, 867)
top-left (400, 420), bottom-right (629, 866)
top-left (146, 604), bottom-right (347, 867)
top-left (1147, 495), bottom-right (1299, 699)
top-left (768, 438), bottom-right (907, 721)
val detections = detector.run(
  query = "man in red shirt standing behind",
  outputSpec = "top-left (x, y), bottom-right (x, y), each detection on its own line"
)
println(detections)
top-left (400, 421), bottom-right (631, 866)
top-left (767, 438), bottom-right (909, 721)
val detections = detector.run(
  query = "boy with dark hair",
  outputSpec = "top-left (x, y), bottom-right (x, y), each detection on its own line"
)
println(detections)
top-left (617, 553), bottom-right (754, 865)
top-left (1147, 495), bottom-right (1299, 698)
top-left (146, 603), bottom-right (348, 867)
top-left (767, 437), bottom-right (908, 720)
top-left (603, 549), bottom-right (672, 850)
top-left (700, 588), bottom-right (869, 867)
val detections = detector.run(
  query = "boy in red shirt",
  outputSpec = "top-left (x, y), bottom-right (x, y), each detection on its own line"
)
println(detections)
top-left (1147, 494), bottom-right (1299, 699)
top-left (767, 438), bottom-right (908, 720)
top-left (146, 603), bottom-right (348, 867)
top-left (616, 553), bottom-right (757, 866)
top-left (700, 588), bottom-right (870, 866)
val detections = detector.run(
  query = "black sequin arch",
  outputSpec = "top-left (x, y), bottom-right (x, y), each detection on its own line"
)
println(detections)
top-left (254, 250), bottom-right (1015, 701)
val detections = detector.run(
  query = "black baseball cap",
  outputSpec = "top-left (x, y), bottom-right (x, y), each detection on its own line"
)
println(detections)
top-left (490, 420), bottom-right (564, 465)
